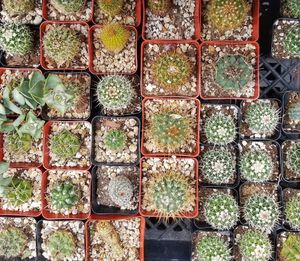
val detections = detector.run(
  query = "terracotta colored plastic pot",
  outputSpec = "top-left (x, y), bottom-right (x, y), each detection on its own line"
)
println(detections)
top-left (200, 41), bottom-right (260, 100)
top-left (40, 21), bottom-right (89, 71)
top-left (140, 40), bottom-right (200, 98)
top-left (139, 156), bottom-right (199, 219)
top-left (85, 215), bottom-right (145, 261)
top-left (88, 25), bottom-right (138, 75)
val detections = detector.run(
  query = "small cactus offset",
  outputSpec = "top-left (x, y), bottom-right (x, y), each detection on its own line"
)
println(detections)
top-left (215, 55), bottom-right (253, 91)
top-left (280, 234), bottom-right (300, 261)
top-left (98, 23), bottom-right (130, 53)
top-left (104, 129), bottom-right (126, 151)
top-left (147, 0), bottom-right (172, 16)
top-left (287, 102), bottom-right (300, 121)
top-left (207, 0), bottom-right (250, 32)
top-left (284, 25), bottom-right (300, 55)
top-left (7, 132), bottom-right (32, 154)
top-left (286, 143), bottom-right (300, 176)
top-left (286, 0), bottom-right (300, 18)
top-left (284, 193), bottom-right (300, 229)
top-left (204, 192), bottom-right (239, 230)
top-left (51, 0), bottom-right (85, 14)
top-left (97, 0), bottom-right (124, 16)
top-left (240, 150), bottom-right (273, 182)
top-left (0, 24), bottom-right (34, 56)
top-left (108, 175), bottom-right (133, 208)
top-left (3, 0), bottom-right (35, 16)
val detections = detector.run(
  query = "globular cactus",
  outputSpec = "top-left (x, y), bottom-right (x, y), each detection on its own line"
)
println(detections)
top-left (46, 230), bottom-right (76, 259)
top-left (50, 130), bottom-right (81, 159)
top-left (6, 178), bottom-right (33, 206)
top-left (204, 114), bottom-right (236, 145)
top-left (195, 234), bottom-right (232, 261)
top-left (143, 171), bottom-right (195, 219)
top-left (43, 25), bottom-right (81, 67)
top-left (287, 102), bottom-right (300, 121)
top-left (147, 0), bottom-right (172, 16)
top-left (3, 0), bottom-right (34, 16)
top-left (0, 24), bottom-right (34, 56)
top-left (286, 0), bottom-right (300, 18)
top-left (240, 150), bottom-right (273, 182)
top-left (96, 75), bottom-right (133, 111)
top-left (280, 234), bottom-right (300, 261)
top-left (104, 129), bottom-right (126, 151)
top-left (51, 0), bottom-right (85, 14)
top-left (238, 229), bottom-right (272, 261)
top-left (97, 0), bottom-right (124, 16)
top-left (108, 175), bottom-right (133, 208)
top-left (48, 180), bottom-right (81, 210)
top-left (204, 192), bottom-right (239, 230)
top-left (207, 0), bottom-right (249, 32)
top-left (7, 132), bottom-right (32, 154)
top-left (151, 51), bottom-right (191, 91)
top-left (243, 193), bottom-right (280, 233)
top-left (215, 55), bottom-right (253, 91)
top-left (284, 193), bottom-right (300, 229)
top-left (201, 148), bottom-right (235, 185)
top-left (284, 25), bottom-right (300, 55)
top-left (98, 23), bottom-right (130, 53)
top-left (286, 143), bottom-right (300, 176)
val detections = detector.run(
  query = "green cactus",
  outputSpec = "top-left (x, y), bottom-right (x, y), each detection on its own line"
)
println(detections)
top-left (195, 234), bottom-right (231, 261)
top-left (97, 0), bottom-right (124, 16)
top-left (286, 143), bottom-right (300, 176)
top-left (49, 180), bottom-right (81, 210)
top-left (284, 25), bottom-right (300, 55)
top-left (204, 192), bottom-right (239, 230)
top-left (7, 132), bottom-right (32, 154)
top-left (243, 193), bottom-right (280, 233)
top-left (50, 130), bottom-right (81, 159)
top-left (215, 55), bottom-right (253, 91)
top-left (240, 150), bottom-right (273, 182)
top-left (238, 229), bottom-right (272, 261)
top-left (287, 102), bottom-right (300, 121)
top-left (207, 0), bottom-right (249, 32)
top-left (104, 129), bottom-right (126, 151)
top-left (43, 25), bottom-right (81, 67)
top-left (0, 24), bottom-right (34, 56)
top-left (201, 148), bottom-right (235, 184)
top-left (108, 175), bottom-right (133, 208)
top-left (286, 0), bottom-right (300, 18)
top-left (284, 193), bottom-right (300, 229)
top-left (147, 0), bottom-right (172, 15)
top-left (96, 75), bottom-right (133, 111)
top-left (204, 114), bottom-right (236, 145)
top-left (46, 230), bottom-right (76, 259)
top-left (151, 51), bottom-right (192, 92)
top-left (280, 234), bottom-right (300, 261)
top-left (3, 0), bottom-right (35, 16)
top-left (51, 0), bottom-right (85, 14)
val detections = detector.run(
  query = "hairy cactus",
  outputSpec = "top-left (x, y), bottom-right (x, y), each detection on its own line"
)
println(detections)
top-left (97, 0), bottom-right (124, 16)
top-left (201, 148), bottom-right (235, 184)
top-left (280, 234), bottom-right (300, 261)
top-left (204, 114), bottom-right (236, 145)
top-left (287, 102), bottom-right (300, 121)
top-left (151, 51), bottom-right (191, 91)
top-left (240, 150), bottom-right (273, 182)
top-left (104, 129), bottom-right (126, 151)
top-left (7, 132), bottom-right (32, 154)
top-left (46, 230), bottom-right (76, 259)
top-left (3, 0), bottom-right (34, 16)
top-left (286, 143), bottom-right (300, 176)
top-left (207, 0), bottom-right (249, 32)
top-left (204, 192), bottom-right (239, 230)
top-left (215, 55), bottom-right (253, 91)
top-left (245, 101), bottom-right (279, 135)
top-left (195, 234), bottom-right (231, 261)
top-left (49, 181), bottom-right (81, 210)
top-left (108, 175), bottom-right (133, 208)
top-left (286, 0), bottom-right (300, 18)
top-left (143, 171), bottom-right (195, 219)
top-left (50, 130), bottom-right (81, 159)
top-left (51, 0), bottom-right (85, 14)
top-left (96, 75), bottom-right (133, 111)
top-left (243, 194), bottom-right (280, 233)
top-left (284, 25), bottom-right (300, 55)
top-left (43, 25), bottom-right (81, 67)
top-left (238, 229), bottom-right (272, 261)
top-left (284, 193), bottom-right (300, 229)
top-left (98, 23), bottom-right (130, 53)
top-left (0, 24), bottom-right (34, 55)
top-left (147, 0), bottom-right (172, 15)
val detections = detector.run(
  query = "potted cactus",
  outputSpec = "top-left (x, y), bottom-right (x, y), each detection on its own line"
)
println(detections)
top-left (40, 21), bottom-right (89, 70)
top-left (142, 98), bottom-right (200, 156)
top-left (140, 156), bottom-right (198, 219)
top-left (89, 23), bottom-right (138, 74)
top-left (37, 220), bottom-right (85, 260)
top-left (283, 188), bottom-right (300, 229)
top-left (281, 0), bottom-right (300, 18)
top-left (276, 231), bottom-right (300, 261)
top-left (141, 41), bottom-right (199, 98)
top-left (92, 165), bottom-right (139, 214)
top-left (272, 19), bottom-right (300, 59)
top-left (0, 217), bottom-right (36, 260)
top-left (282, 140), bottom-right (300, 181)
top-left (43, 121), bottom-right (91, 170)
top-left (95, 75), bottom-right (141, 116)
top-left (283, 91), bottom-right (300, 133)
top-left (143, 0), bottom-right (200, 40)
top-left (240, 99), bottom-right (281, 139)
top-left (201, 42), bottom-right (259, 99)
top-left (86, 216), bottom-right (144, 260)
top-left (91, 116), bottom-right (140, 165)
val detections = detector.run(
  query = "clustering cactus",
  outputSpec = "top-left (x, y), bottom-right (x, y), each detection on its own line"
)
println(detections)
top-left (286, 143), bottom-right (300, 176)
top-left (97, 0), bottom-right (124, 16)
top-left (284, 193), bottom-right (300, 229)
top-left (108, 175), bottom-right (133, 208)
top-left (204, 192), bottom-right (239, 230)
top-left (243, 194), bottom-right (280, 233)
top-left (3, 0), bottom-right (34, 16)
top-left (286, 0), bottom-right (300, 18)
top-left (96, 75), bottom-right (133, 111)
top-left (207, 0), bottom-right (249, 32)
top-left (195, 234), bottom-right (231, 261)
top-left (104, 129), bottom-right (126, 151)
top-left (280, 234), bottom-right (300, 261)
top-left (147, 0), bottom-right (172, 15)
top-left (204, 114), bottom-right (236, 145)
top-left (238, 229), bottom-right (272, 261)
top-left (51, 0), bottom-right (85, 14)
top-left (201, 148), bottom-right (235, 184)
top-left (151, 51), bottom-right (191, 91)
top-left (240, 150), bottom-right (273, 182)
top-left (284, 25), bottom-right (300, 55)
top-left (0, 24), bottom-right (34, 56)
top-left (143, 171), bottom-right (195, 219)
top-left (43, 25), bottom-right (81, 67)
top-left (215, 55), bottom-right (253, 91)
top-left (7, 132), bottom-right (32, 154)
top-left (98, 23), bottom-right (130, 53)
